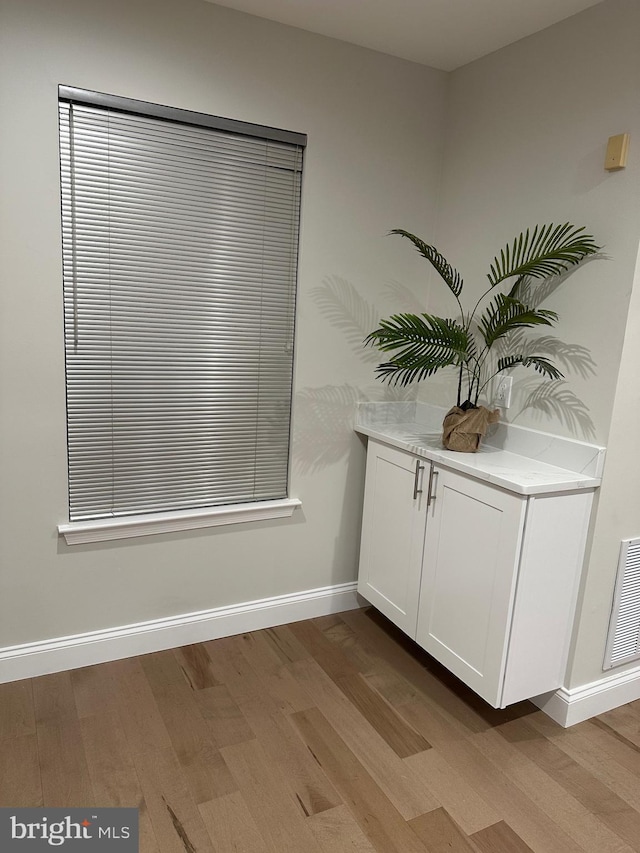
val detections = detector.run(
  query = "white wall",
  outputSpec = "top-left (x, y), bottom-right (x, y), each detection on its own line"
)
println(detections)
top-left (0, 0), bottom-right (446, 646)
top-left (435, 0), bottom-right (640, 689)
top-left (428, 0), bottom-right (640, 443)
top-left (569, 241), bottom-right (640, 688)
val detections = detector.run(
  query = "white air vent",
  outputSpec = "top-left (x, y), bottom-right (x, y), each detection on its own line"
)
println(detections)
top-left (604, 538), bottom-right (640, 669)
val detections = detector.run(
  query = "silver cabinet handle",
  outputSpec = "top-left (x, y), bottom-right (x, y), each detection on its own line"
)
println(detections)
top-left (413, 460), bottom-right (424, 500)
top-left (427, 469), bottom-right (439, 507)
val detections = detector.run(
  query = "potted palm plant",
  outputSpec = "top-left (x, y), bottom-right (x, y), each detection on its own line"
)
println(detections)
top-left (366, 224), bottom-right (600, 452)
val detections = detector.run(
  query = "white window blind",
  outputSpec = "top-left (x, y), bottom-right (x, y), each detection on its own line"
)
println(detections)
top-left (59, 88), bottom-right (305, 522)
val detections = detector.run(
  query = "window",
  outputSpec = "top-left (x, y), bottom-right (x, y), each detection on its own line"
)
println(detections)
top-left (58, 87), bottom-right (305, 539)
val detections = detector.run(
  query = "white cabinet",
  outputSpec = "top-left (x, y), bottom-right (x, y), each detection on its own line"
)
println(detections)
top-left (357, 439), bottom-right (593, 708)
top-left (416, 466), bottom-right (526, 705)
top-left (357, 441), bottom-right (429, 636)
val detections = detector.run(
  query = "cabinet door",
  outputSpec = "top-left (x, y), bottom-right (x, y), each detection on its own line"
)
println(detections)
top-left (357, 440), bottom-right (429, 637)
top-left (416, 466), bottom-right (526, 706)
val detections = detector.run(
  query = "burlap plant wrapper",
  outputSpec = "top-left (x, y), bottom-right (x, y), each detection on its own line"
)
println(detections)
top-left (442, 405), bottom-right (500, 453)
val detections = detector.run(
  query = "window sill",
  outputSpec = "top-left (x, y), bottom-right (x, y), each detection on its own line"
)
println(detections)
top-left (58, 498), bottom-right (302, 545)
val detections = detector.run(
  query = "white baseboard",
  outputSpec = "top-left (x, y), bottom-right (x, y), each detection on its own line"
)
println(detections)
top-left (0, 582), bottom-right (361, 684)
top-left (534, 664), bottom-right (640, 727)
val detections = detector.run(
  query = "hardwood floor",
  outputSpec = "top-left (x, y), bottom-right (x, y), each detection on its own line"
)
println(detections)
top-left (2, 608), bottom-right (640, 852)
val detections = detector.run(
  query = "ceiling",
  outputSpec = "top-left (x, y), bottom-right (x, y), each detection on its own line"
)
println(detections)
top-left (203, 0), bottom-right (604, 71)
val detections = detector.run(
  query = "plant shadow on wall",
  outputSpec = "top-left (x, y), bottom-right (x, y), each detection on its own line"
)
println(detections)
top-left (292, 276), bottom-right (419, 475)
top-left (495, 271), bottom-right (599, 438)
top-left (365, 225), bottom-right (601, 449)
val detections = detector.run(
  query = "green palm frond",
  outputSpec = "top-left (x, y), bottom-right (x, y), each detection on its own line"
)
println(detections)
top-left (487, 223), bottom-right (599, 287)
top-left (497, 355), bottom-right (564, 380)
top-left (479, 294), bottom-right (558, 348)
top-left (390, 229), bottom-right (464, 298)
top-left (367, 222), bottom-right (600, 405)
top-left (366, 313), bottom-right (469, 386)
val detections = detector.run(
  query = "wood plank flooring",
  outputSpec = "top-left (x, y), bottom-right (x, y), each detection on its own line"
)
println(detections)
top-left (2, 607), bottom-right (640, 852)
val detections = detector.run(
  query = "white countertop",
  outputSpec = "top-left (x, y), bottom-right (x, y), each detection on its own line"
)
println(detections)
top-left (355, 403), bottom-right (605, 496)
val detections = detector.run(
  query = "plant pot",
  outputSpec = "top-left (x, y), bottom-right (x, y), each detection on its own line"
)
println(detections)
top-left (442, 405), bottom-right (500, 453)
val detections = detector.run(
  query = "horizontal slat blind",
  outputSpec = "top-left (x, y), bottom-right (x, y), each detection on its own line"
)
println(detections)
top-left (59, 96), bottom-right (303, 521)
